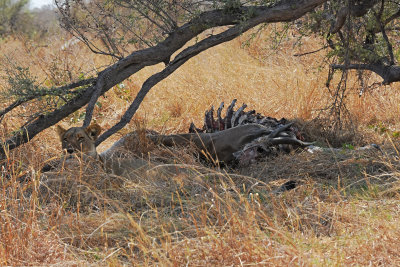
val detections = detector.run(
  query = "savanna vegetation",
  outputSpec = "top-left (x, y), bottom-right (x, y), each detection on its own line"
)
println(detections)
top-left (1, 0), bottom-right (400, 265)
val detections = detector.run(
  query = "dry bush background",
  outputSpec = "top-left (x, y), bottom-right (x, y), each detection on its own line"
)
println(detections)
top-left (1, 27), bottom-right (400, 265)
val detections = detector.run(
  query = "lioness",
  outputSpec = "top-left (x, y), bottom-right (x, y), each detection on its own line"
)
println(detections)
top-left (56, 123), bottom-right (101, 158)
top-left (56, 123), bottom-right (150, 176)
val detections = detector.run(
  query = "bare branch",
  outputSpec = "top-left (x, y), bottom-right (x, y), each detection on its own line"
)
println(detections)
top-left (331, 63), bottom-right (400, 84)
top-left (294, 45), bottom-right (328, 57)
top-left (330, 0), bottom-right (380, 34)
top-left (56, 0), bottom-right (123, 59)
top-left (373, 9), bottom-right (395, 65)
top-left (135, 0), bottom-right (177, 30)
top-left (363, 7), bottom-right (400, 34)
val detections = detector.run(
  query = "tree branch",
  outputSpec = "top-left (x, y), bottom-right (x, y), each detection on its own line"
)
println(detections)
top-left (84, 0), bottom-right (328, 127)
top-left (331, 63), bottom-right (400, 84)
top-left (96, 14), bottom-right (270, 145)
top-left (373, 9), bottom-right (395, 65)
top-left (330, 0), bottom-right (380, 34)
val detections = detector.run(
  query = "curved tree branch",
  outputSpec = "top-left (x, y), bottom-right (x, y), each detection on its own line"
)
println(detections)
top-left (84, 0), bottom-right (328, 127)
top-left (331, 63), bottom-right (400, 84)
top-left (97, 13), bottom-right (271, 145)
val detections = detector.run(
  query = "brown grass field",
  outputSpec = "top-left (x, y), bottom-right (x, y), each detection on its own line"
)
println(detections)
top-left (1, 28), bottom-right (400, 266)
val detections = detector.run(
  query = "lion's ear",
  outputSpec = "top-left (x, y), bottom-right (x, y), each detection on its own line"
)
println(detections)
top-left (86, 123), bottom-right (102, 140)
top-left (56, 125), bottom-right (67, 140)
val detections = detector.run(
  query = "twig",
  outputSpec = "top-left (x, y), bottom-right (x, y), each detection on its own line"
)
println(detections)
top-left (294, 45), bottom-right (328, 57)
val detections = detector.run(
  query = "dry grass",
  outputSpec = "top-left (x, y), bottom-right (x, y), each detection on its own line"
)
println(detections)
top-left (1, 28), bottom-right (400, 265)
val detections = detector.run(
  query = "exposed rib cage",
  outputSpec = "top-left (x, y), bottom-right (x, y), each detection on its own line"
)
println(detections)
top-left (189, 99), bottom-right (292, 133)
top-left (189, 99), bottom-right (304, 138)
top-left (188, 99), bottom-right (310, 166)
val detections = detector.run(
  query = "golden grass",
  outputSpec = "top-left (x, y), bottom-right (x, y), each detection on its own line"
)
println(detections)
top-left (1, 28), bottom-right (400, 265)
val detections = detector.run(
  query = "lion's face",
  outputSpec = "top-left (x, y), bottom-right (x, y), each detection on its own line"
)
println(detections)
top-left (56, 124), bottom-right (102, 158)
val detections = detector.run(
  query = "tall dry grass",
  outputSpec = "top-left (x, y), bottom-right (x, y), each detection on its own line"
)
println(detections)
top-left (1, 29), bottom-right (400, 265)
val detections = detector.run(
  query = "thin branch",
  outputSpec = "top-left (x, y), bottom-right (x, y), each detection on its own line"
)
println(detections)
top-left (83, 2), bottom-right (122, 57)
top-left (384, 8), bottom-right (400, 24)
top-left (330, 0), bottom-right (380, 33)
top-left (373, 9), bottom-right (395, 65)
top-left (56, 0), bottom-right (123, 59)
top-left (136, 0), bottom-right (177, 30)
top-left (0, 100), bottom-right (25, 119)
top-left (293, 45), bottom-right (328, 57)
top-left (108, 10), bottom-right (153, 48)
top-left (366, 8), bottom-right (400, 34)
top-left (128, 1), bottom-right (170, 33)
top-left (331, 63), bottom-right (382, 73)
top-left (0, 78), bottom-right (95, 118)
top-left (378, 0), bottom-right (385, 17)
